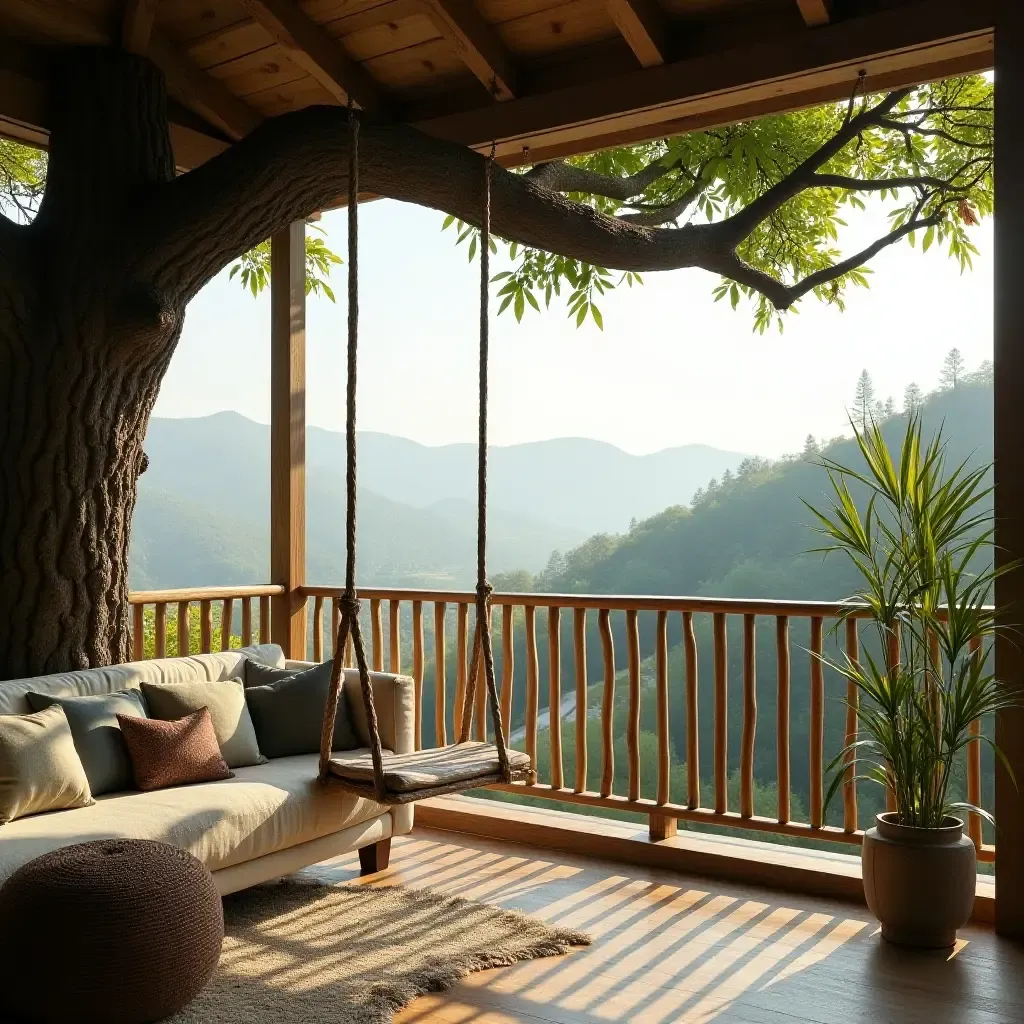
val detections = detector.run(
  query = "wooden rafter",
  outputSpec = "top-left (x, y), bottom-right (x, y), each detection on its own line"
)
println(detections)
top-left (796, 0), bottom-right (833, 27)
top-left (420, 0), bottom-right (992, 161)
top-left (421, 0), bottom-right (519, 100)
top-left (122, 0), bottom-right (159, 55)
top-left (148, 36), bottom-right (262, 141)
top-left (241, 0), bottom-right (387, 112)
top-left (606, 0), bottom-right (670, 68)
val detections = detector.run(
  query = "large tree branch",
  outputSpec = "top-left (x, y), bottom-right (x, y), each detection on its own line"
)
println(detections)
top-left (811, 167), bottom-right (988, 193)
top-left (718, 88), bottom-right (914, 245)
top-left (142, 110), bottom-right (725, 303)
top-left (523, 158), bottom-right (674, 201)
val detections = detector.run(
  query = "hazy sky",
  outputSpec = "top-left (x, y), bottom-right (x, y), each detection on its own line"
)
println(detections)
top-left (154, 196), bottom-right (993, 459)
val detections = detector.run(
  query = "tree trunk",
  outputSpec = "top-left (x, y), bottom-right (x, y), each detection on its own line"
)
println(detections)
top-left (0, 51), bottom-right (182, 679)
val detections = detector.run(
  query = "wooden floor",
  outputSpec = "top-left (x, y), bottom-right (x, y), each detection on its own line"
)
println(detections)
top-left (303, 827), bottom-right (1024, 1024)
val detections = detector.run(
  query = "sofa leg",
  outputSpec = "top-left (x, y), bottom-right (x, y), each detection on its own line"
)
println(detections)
top-left (359, 838), bottom-right (392, 876)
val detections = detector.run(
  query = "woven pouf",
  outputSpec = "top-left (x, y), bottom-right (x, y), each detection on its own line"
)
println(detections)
top-left (0, 839), bottom-right (223, 1024)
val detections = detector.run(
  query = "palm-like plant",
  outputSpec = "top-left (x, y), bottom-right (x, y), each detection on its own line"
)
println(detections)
top-left (807, 415), bottom-right (1019, 830)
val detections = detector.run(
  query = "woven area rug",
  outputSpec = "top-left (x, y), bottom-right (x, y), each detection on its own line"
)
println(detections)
top-left (169, 879), bottom-right (590, 1023)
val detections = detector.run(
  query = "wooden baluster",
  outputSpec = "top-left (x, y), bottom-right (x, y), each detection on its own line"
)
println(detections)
top-left (968, 635), bottom-right (984, 849)
top-left (525, 605), bottom-right (539, 784)
top-left (332, 598), bottom-right (341, 658)
top-left (242, 597), bottom-right (253, 648)
top-left (713, 612), bottom-right (728, 814)
top-left (683, 611), bottom-right (699, 809)
top-left (476, 606), bottom-right (491, 741)
top-left (626, 609), bottom-right (641, 802)
top-left (843, 618), bottom-right (860, 832)
top-left (548, 606), bottom-right (563, 790)
top-left (885, 623), bottom-right (900, 812)
top-left (259, 595), bottom-right (270, 644)
top-left (574, 607), bottom-right (587, 795)
top-left (154, 603), bottom-right (167, 659)
top-left (200, 599), bottom-right (213, 654)
top-left (776, 615), bottom-right (791, 824)
top-left (434, 602), bottom-right (447, 747)
top-left (371, 598), bottom-right (384, 672)
top-left (132, 603), bottom-right (145, 660)
top-left (390, 599), bottom-right (401, 674)
top-left (313, 596), bottom-right (324, 662)
top-left (740, 613), bottom-right (757, 818)
top-left (220, 598), bottom-right (234, 652)
top-left (500, 604), bottom-right (514, 738)
top-left (178, 600), bottom-right (190, 656)
top-left (455, 603), bottom-right (469, 734)
top-left (810, 616), bottom-right (825, 828)
top-left (599, 609), bottom-right (615, 798)
top-left (412, 601), bottom-right (424, 750)
top-left (650, 609), bottom-right (676, 840)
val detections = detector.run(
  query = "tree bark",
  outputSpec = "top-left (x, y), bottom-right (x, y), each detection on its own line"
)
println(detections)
top-left (0, 51), bottom-right (181, 679)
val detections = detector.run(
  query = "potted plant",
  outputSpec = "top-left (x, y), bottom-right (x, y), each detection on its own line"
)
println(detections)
top-left (808, 415), bottom-right (1019, 948)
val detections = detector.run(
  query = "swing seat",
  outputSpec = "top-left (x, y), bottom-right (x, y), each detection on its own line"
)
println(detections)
top-left (326, 741), bottom-right (532, 803)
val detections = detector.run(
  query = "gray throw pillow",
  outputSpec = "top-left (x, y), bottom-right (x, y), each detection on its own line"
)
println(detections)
top-left (140, 679), bottom-right (266, 769)
top-left (0, 705), bottom-right (94, 824)
top-left (244, 660), bottom-right (359, 759)
top-left (26, 689), bottom-right (148, 796)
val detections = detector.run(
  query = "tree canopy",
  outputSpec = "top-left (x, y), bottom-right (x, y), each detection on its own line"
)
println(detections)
top-left (0, 75), bottom-right (992, 333)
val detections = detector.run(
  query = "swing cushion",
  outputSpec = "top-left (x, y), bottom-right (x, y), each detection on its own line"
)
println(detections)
top-left (326, 741), bottom-right (531, 795)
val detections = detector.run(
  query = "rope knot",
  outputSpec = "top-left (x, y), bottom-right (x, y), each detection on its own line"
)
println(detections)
top-left (476, 580), bottom-right (494, 602)
top-left (340, 591), bottom-right (361, 620)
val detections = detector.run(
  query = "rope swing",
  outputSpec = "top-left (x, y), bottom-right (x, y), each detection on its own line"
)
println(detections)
top-left (318, 108), bottom-right (531, 804)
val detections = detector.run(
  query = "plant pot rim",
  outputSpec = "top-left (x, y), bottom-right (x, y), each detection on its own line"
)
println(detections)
top-left (875, 811), bottom-right (965, 844)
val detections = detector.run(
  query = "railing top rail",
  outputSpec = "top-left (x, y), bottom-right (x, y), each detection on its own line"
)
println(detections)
top-left (129, 584), bottom-right (285, 604)
top-left (302, 585), bottom-right (889, 618)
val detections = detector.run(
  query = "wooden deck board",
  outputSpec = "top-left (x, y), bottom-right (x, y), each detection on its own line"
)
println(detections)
top-left (301, 827), bottom-right (1023, 1024)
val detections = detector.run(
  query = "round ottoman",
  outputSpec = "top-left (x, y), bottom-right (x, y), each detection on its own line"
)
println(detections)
top-left (0, 839), bottom-right (223, 1024)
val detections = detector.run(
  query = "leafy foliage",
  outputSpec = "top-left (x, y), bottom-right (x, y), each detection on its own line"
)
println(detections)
top-left (807, 416), bottom-right (1020, 828)
top-left (229, 222), bottom-right (342, 300)
top-left (0, 140), bottom-right (46, 222)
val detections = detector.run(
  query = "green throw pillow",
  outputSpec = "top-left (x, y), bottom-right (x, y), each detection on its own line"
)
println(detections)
top-left (0, 705), bottom-right (94, 825)
top-left (26, 688), bottom-right (147, 796)
top-left (244, 660), bottom-right (360, 759)
top-left (140, 679), bottom-right (266, 769)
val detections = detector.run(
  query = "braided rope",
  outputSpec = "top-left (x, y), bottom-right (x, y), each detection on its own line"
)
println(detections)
top-left (319, 102), bottom-right (387, 802)
top-left (458, 143), bottom-right (513, 782)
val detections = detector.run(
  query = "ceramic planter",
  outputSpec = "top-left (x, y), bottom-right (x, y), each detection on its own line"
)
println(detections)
top-left (862, 812), bottom-right (976, 948)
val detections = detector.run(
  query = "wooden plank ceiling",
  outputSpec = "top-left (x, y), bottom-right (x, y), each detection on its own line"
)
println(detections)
top-left (0, 0), bottom-right (994, 169)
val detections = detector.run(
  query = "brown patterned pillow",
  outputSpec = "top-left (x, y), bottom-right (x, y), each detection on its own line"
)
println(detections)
top-left (116, 708), bottom-right (234, 792)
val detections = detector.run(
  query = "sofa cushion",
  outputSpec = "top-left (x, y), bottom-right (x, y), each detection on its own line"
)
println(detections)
top-left (0, 706), bottom-right (94, 825)
top-left (141, 679), bottom-right (266, 769)
top-left (118, 708), bottom-right (234, 791)
top-left (0, 645), bottom-right (286, 717)
top-left (245, 660), bottom-right (359, 758)
top-left (0, 753), bottom-right (389, 885)
top-left (25, 689), bottom-right (147, 796)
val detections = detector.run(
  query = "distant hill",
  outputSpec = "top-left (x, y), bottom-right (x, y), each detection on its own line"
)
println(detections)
top-left (133, 413), bottom-right (746, 589)
top-left (309, 429), bottom-right (749, 535)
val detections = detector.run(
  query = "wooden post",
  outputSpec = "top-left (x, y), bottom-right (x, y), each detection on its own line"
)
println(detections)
top-left (995, 3), bottom-right (1024, 939)
top-left (270, 221), bottom-right (307, 659)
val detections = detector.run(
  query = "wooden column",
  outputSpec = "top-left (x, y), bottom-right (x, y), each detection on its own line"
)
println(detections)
top-left (995, 2), bottom-right (1024, 939)
top-left (270, 221), bottom-right (307, 658)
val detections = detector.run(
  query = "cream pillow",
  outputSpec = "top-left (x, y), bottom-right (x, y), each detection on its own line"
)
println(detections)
top-left (140, 679), bottom-right (266, 768)
top-left (0, 705), bottom-right (94, 824)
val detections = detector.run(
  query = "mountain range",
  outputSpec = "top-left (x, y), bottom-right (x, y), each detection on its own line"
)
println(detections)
top-left (130, 412), bottom-right (745, 590)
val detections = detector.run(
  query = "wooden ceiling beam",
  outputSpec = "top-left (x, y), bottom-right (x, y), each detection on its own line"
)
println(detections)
top-left (122, 0), bottom-right (159, 55)
top-left (605, 0), bottom-right (670, 68)
top-left (418, 0), bottom-right (992, 161)
top-left (421, 0), bottom-right (519, 100)
top-left (796, 0), bottom-right (833, 28)
top-left (148, 35), bottom-right (262, 141)
top-left (241, 0), bottom-right (387, 112)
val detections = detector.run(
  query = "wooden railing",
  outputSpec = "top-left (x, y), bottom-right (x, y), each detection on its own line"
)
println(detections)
top-left (128, 585), bottom-right (283, 659)
top-left (302, 585), bottom-right (995, 862)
